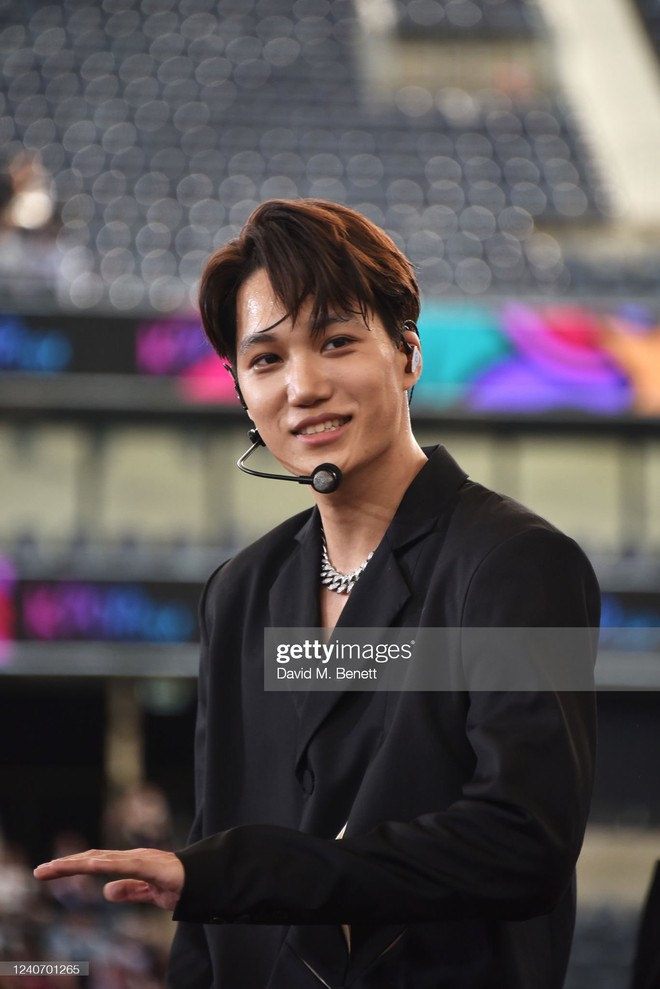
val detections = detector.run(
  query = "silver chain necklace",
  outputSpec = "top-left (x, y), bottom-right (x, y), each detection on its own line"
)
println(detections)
top-left (320, 531), bottom-right (374, 595)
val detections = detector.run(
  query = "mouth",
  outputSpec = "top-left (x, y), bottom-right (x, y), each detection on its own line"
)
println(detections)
top-left (293, 416), bottom-right (351, 436)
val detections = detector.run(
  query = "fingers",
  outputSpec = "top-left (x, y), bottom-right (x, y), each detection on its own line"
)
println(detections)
top-left (34, 847), bottom-right (184, 887)
top-left (34, 849), bottom-right (148, 881)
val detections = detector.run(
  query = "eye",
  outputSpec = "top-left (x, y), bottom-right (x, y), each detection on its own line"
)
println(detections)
top-left (322, 335), bottom-right (354, 352)
top-left (250, 352), bottom-right (281, 369)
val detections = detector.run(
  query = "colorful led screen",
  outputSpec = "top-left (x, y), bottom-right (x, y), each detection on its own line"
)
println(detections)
top-left (2, 301), bottom-right (659, 418)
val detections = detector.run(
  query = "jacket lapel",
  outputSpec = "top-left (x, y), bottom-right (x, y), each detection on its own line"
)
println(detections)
top-left (268, 509), bottom-right (321, 628)
top-left (268, 511), bottom-right (322, 719)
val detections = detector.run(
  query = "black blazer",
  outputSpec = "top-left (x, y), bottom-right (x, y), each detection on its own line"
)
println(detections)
top-left (168, 446), bottom-right (600, 989)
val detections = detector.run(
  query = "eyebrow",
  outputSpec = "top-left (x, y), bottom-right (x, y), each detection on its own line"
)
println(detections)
top-left (237, 312), bottom-right (290, 358)
top-left (238, 330), bottom-right (280, 357)
top-left (237, 313), bottom-right (354, 358)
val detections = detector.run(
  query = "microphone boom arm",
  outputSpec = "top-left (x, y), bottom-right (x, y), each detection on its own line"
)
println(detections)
top-left (236, 431), bottom-right (343, 494)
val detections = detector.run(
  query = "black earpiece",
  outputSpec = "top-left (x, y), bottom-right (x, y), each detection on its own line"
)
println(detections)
top-left (248, 426), bottom-right (265, 447)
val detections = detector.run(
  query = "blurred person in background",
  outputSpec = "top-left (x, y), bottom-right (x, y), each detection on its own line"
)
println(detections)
top-left (35, 199), bottom-right (600, 989)
top-left (103, 783), bottom-right (174, 852)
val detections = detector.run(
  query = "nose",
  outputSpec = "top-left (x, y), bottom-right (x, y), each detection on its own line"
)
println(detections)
top-left (286, 352), bottom-right (332, 406)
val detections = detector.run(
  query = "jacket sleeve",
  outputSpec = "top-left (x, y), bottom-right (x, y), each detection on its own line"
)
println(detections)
top-left (173, 528), bottom-right (599, 926)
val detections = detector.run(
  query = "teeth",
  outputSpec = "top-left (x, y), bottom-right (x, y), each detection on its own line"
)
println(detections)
top-left (299, 418), bottom-right (346, 435)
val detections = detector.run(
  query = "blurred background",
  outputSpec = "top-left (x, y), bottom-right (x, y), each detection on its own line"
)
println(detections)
top-left (0, 0), bottom-right (659, 985)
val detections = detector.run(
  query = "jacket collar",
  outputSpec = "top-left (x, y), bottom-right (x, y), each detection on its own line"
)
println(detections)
top-left (385, 444), bottom-right (468, 549)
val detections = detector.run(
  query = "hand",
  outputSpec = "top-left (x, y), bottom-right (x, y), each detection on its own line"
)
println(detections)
top-left (33, 847), bottom-right (185, 911)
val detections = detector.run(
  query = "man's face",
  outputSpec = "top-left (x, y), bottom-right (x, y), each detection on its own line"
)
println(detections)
top-left (233, 268), bottom-right (419, 492)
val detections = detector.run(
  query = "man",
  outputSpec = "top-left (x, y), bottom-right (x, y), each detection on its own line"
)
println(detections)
top-left (36, 199), bottom-right (600, 988)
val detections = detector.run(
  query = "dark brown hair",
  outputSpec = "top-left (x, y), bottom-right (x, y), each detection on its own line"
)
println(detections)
top-left (198, 198), bottom-right (420, 364)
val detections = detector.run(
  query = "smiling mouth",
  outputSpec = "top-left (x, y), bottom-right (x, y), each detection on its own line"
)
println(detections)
top-left (296, 417), bottom-right (350, 436)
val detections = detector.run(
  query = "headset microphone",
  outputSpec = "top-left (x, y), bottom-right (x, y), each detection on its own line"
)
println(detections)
top-left (237, 428), bottom-right (343, 494)
top-left (224, 365), bottom-right (342, 493)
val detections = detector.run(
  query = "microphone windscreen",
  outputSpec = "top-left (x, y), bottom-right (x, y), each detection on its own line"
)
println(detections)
top-left (311, 464), bottom-right (342, 494)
